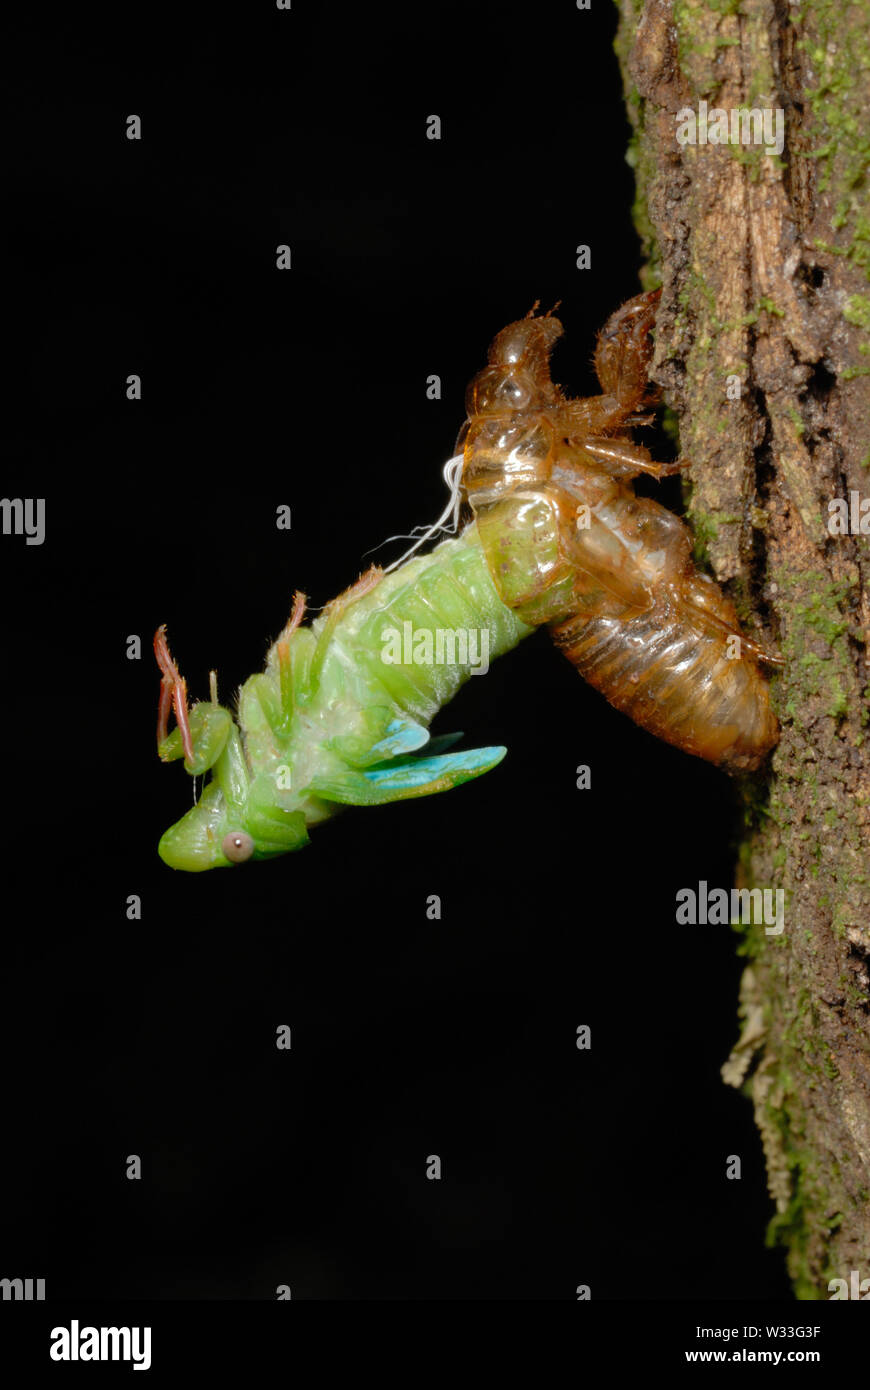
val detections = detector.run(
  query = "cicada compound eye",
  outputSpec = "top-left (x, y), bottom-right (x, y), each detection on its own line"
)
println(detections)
top-left (222, 830), bottom-right (255, 864)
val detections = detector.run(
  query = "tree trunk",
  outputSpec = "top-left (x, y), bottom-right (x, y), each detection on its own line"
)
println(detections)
top-left (615, 0), bottom-right (870, 1297)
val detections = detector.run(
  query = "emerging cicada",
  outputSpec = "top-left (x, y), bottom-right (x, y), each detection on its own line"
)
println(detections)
top-left (460, 289), bottom-right (782, 772)
top-left (154, 292), bottom-right (780, 869)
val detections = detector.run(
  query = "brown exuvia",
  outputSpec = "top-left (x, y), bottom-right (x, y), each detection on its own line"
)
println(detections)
top-left (457, 289), bottom-right (782, 771)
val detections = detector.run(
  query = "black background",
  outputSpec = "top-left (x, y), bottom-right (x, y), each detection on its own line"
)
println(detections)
top-left (2, 0), bottom-right (791, 1300)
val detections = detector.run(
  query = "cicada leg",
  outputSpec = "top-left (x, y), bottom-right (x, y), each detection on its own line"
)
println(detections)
top-left (576, 438), bottom-right (691, 483)
top-left (309, 565), bottom-right (383, 690)
top-left (678, 572), bottom-right (785, 666)
top-left (154, 624), bottom-right (194, 764)
top-left (594, 287), bottom-right (662, 408)
top-left (550, 289), bottom-right (663, 437)
top-left (274, 590), bottom-right (307, 715)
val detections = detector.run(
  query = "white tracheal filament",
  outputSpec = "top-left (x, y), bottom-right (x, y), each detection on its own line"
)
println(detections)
top-left (370, 455), bottom-right (465, 574)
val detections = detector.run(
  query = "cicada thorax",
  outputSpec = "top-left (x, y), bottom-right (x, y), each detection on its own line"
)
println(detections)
top-left (461, 415), bottom-right (556, 506)
top-left (460, 314), bottom-right (562, 505)
top-left (459, 314), bottom-right (586, 627)
top-left (460, 297), bottom-right (780, 772)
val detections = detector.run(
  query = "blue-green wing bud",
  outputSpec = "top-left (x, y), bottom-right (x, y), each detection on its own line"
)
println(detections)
top-left (310, 746), bottom-right (507, 805)
top-left (329, 710), bottom-right (432, 767)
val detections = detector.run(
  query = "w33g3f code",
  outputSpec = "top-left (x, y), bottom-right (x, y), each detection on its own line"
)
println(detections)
top-left (696, 1326), bottom-right (821, 1339)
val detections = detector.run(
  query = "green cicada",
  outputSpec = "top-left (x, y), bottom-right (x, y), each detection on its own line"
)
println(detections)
top-left (154, 523), bottom-right (535, 871)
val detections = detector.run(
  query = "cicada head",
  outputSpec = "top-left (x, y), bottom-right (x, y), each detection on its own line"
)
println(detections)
top-left (155, 699), bottom-right (313, 871)
top-left (157, 778), bottom-right (254, 873)
top-left (153, 619), bottom-right (320, 871)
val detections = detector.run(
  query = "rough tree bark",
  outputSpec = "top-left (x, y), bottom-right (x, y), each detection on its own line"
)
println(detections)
top-left (614, 0), bottom-right (870, 1297)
